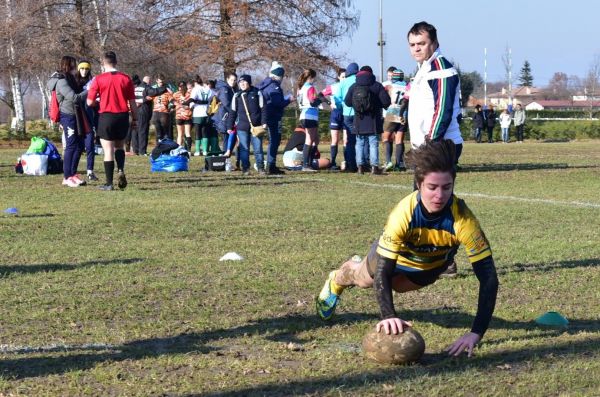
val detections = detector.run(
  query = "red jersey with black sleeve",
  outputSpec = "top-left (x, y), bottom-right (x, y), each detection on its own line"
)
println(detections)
top-left (87, 71), bottom-right (135, 113)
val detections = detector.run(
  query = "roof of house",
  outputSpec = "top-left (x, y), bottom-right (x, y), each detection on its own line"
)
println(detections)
top-left (488, 86), bottom-right (543, 98)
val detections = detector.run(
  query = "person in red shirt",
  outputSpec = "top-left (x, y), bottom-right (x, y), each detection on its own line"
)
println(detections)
top-left (87, 51), bottom-right (137, 191)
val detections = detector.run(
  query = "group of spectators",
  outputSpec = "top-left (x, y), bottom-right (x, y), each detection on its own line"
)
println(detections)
top-left (472, 103), bottom-right (526, 144)
top-left (50, 19), bottom-right (493, 188)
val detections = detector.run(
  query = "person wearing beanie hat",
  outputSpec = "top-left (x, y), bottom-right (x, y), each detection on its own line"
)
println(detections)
top-left (228, 74), bottom-right (267, 175)
top-left (258, 61), bottom-right (293, 175)
top-left (269, 61), bottom-right (285, 79)
top-left (344, 67), bottom-right (391, 175)
top-left (391, 69), bottom-right (404, 82)
top-left (239, 74), bottom-right (252, 85)
top-left (382, 67), bottom-right (409, 172)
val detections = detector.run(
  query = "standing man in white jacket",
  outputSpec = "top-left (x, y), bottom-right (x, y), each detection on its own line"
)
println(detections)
top-left (406, 21), bottom-right (464, 163)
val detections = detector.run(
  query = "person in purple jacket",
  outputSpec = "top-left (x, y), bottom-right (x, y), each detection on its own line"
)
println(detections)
top-left (257, 61), bottom-right (294, 175)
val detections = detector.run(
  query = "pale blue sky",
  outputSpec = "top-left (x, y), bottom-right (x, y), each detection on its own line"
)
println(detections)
top-left (337, 0), bottom-right (600, 86)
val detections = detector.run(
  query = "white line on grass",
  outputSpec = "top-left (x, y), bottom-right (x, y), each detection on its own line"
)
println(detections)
top-left (0, 342), bottom-right (119, 354)
top-left (320, 180), bottom-right (600, 209)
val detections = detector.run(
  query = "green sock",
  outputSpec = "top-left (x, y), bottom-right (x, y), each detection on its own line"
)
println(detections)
top-left (201, 138), bottom-right (208, 154)
top-left (209, 137), bottom-right (219, 153)
top-left (195, 140), bottom-right (201, 153)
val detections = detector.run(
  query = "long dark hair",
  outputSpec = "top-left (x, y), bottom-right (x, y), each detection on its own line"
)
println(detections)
top-left (59, 55), bottom-right (79, 92)
top-left (296, 69), bottom-right (316, 90)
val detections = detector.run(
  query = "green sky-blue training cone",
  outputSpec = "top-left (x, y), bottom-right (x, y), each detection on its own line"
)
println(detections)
top-left (535, 311), bottom-right (569, 327)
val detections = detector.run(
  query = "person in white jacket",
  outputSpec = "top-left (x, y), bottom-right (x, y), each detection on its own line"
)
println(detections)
top-left (190, 76), bottom-right (215, 156)
top-left (499, 109), bottom-right (512, 143)
top-left (406, 21), bottom-right (463, 163)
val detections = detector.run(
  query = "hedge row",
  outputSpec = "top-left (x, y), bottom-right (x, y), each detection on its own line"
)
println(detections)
top-left (459, 118), bottom-right (600, 141)
top-left (2, 109), bottom-right (600, 143)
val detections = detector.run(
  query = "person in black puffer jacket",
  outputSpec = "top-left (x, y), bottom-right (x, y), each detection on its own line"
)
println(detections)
top-left (472, 104), bottom-right (485, 143)
top-left (227, 74), bottom-right (267, 175)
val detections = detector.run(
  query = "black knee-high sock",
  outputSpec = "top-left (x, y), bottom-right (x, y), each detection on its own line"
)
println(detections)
top-left (330, 145), bottom-right (338, 165)
top-left (115, 149), bottom-right (125, 172)
top-left (185, 137), bottom-right (192, 151)
top-left (104, 161), bottom-right (115, 186)
top-left (385, 141), bottom-right (393, 163)
top-left (302, 144), bottom-right (311, 167)
top-left (395, 143), bottom-right (405, 165)
top-left (309, 145), bottom-right (317, 166)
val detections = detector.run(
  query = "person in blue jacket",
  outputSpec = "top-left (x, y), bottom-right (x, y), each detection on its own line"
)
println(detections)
top-left (257, 61), bottom-right (294, 175)
top-left (213, 72), bottom-right (238, 152)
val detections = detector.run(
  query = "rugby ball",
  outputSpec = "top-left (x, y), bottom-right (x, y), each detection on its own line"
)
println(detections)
top-left (362, 327), bottom-right (425, 364)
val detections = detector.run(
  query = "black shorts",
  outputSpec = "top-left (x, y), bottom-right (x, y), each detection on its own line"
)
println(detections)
top-left (365, 241), bottom-right (450, 287)
top-left (176, 119), bottom-right (192, 126)
top-left (300, 119), bottom-right (318, 129)
top-left (383, 119), bottom-right (408, 133)
top-left (97, 112), bottom-right (129, 141)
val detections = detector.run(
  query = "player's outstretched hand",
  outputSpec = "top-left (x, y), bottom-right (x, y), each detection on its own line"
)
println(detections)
top-left (446, 332), bottom-right (481, 357)
top-left (376, 318), bottom-right (413, 335)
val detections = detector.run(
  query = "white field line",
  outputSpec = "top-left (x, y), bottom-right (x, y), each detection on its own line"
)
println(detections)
top-left (0, 342), bottom-right (119, 354)
top-left (319, 179), bottom-right (600, 209)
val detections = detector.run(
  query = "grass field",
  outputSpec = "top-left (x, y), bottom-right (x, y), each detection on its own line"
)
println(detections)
top-left (1, 141), bottom-right (599, 396)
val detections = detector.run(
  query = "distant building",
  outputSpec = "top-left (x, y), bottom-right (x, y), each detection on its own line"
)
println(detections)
top-left (487, 86), bottom-right (544, 109)
top-left (468, 87), bottom-right (600, 111)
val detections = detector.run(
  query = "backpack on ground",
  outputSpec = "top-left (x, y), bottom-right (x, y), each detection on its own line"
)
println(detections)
top-left (26, 136), bottom-right (47, 154)
top-left (49, 90), bottom-right (60, 123)
top-left (42, 138), bottom-right (63, 174)
top-left (352, 85), bottom-right (376, 117)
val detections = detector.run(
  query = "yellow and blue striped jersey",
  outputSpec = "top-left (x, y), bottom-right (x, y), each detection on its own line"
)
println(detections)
top-left (376, 191), bottom-right (491, 272)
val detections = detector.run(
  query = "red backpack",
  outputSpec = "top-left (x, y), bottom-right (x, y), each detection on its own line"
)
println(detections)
top-left (49, 90), bottom-right (60, 123)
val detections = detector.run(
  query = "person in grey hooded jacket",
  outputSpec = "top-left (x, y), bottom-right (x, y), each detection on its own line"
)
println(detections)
top-left (47, 55), bottom-right (89, 187)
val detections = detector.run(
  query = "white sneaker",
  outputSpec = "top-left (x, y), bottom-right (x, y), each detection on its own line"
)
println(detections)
top-left (70, 174), bottom-right (87, 186)
top-left (62, 177), bottom-right (79, 188)
top-left (384, 162), bottom-right (393, 172)
top-left (193, 152), bottom-right (201, 157)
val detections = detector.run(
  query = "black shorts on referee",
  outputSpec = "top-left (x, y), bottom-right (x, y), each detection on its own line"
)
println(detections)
top-left (97, 112), bottom-right (130, 141)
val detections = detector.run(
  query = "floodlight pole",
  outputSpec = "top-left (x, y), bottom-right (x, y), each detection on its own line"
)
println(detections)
top-left (377, 0), bottom-right (385, 82)
top-left (508, 47), bottom-right (512, 109)
top-left (484, 47), bottom-right (488, 106)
